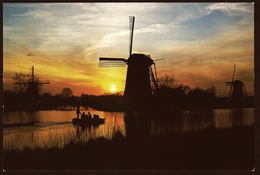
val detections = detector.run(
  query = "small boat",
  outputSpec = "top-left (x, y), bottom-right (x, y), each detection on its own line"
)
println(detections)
top-left (72, 116), bottom-right (105, 126)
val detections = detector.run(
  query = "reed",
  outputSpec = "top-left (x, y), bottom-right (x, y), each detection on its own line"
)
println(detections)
top-left (4, 125), bottom-right (254, 170)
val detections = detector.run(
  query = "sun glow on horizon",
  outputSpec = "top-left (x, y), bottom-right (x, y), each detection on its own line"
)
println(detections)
top-left (110, 84), bottom-right (117, 92)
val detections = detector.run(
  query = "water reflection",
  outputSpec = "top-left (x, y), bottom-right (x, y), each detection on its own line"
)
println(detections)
top-left (182, 111), bottom-right (213, 132)
top-left (213, 108), bottom-right (254, 128)
top-left (3, 108), bottom-right (254, 151)
top-left (4, 111), bottom-right (126, 151)
top-left (149, 108), bottom-right (254, 136)
top-left (3, 110), bottom-right (77, 124)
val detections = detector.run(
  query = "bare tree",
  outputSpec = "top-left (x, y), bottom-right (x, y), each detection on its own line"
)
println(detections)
top-left (13, 72), bottom-right (30, 93)
top-left (158, 75), bottom-right (178, 88)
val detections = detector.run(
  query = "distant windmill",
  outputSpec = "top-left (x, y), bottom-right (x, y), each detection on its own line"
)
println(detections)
top-left (15, 66), bottom-right (50, 97)
top-left (99, 16), bottom-right (159, 108)
top-left (225, 64), bottom-right (248, 98)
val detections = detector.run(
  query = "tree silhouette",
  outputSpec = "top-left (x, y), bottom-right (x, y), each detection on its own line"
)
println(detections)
top-left (157, 74), bottom-right (178, 88)
top-left (13, 71), bottom-right (43, 96)
top-left (61, 88), bottom-right (73, 98)
top-left (13, 72), bottom-right (31, 93)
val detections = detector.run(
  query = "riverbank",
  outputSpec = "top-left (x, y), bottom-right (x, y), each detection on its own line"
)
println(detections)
top-left (4, 125), bottom-right (254, 170)
top-left (3, 88), bottom-right (254, 112)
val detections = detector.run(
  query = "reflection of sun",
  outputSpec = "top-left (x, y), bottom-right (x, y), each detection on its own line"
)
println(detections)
top-left (110, 84), bottom-right (117, 92)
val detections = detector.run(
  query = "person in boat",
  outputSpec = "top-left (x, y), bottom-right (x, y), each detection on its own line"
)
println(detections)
top-left (93, 114), bottom-right (99, 120)
top-left (88, 112), bottom-right (92, 119)
top-left (76, 106), bottom-right (81, 119)
top-left (81, 112), bottom-right (86, 119)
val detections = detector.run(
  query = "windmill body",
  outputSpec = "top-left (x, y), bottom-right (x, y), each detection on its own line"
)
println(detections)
top-left (231, 80), bottom-right (245, 98)
top-left (124, 54), bottom-right (154, 107)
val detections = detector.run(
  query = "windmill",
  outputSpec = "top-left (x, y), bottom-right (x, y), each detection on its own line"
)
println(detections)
top-left (225, 64), bottom-right (248, 98)
top-left (15, 66), bottom-right (50, 97)
top-left (99, 16), bottom-right (159, 109)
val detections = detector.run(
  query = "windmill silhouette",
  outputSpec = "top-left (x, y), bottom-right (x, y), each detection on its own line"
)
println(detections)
top-left (99, 16), bottom-right (159, 110)
top-left (225, 64), bottom-right (248, 98)
top-left (15, 66), bottom-right (50, 97)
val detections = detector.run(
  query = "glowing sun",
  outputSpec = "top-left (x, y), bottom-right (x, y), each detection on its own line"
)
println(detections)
top-left (110, 84), bottom-right (117, 92)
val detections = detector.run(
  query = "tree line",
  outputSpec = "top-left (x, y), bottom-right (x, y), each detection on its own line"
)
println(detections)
top-left (153, 75), bottom-right (216, 110)
top-left (4, 71), bottom-right (221, 111)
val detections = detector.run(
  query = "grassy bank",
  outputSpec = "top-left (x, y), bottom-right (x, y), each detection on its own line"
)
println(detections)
top-left (4, 125), bottom-right (254, 170)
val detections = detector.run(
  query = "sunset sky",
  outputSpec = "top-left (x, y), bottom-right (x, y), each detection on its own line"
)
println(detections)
top-left (3, 2), bottom-right (254, 96)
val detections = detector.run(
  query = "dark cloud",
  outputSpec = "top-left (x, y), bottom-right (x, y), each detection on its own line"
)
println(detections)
top-left (27, 53), bottom-right (35, 56)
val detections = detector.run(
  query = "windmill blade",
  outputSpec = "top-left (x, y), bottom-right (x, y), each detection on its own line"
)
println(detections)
top-left (225, 82), bottom-right (232, 86)
top-left (231, 64), bottom-right (236, 83)
top-left (243, 85), bottom-right (248, 96)
top-left (129, 16), bottom-right (135, 57)
top-left (154, 58), bottom-right (165, 68)
top-left (229, 64), bottom-right (236, 97)
top-left (154, 58), bottom-right (164, 62)
top-left (39, 81), bottom-right (50, 84)
top-left (15, 82), bottom-right (29, 84)
top-left (99, 57), bottom-right (126, 67)
top-left (31, 66), bottom-right (35, 82)
top-left (153, 63), bottom-right (158, 85)
top-left (229, 84), bottom-right (233, 97)
top-left (149, 65), bottom-right (159, 91)
top-left (99, 57), bottom-right (126, 61)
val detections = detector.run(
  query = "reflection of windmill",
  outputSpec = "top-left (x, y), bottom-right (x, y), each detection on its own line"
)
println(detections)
top-left (15, 66), bottom-right (50, 97)
top-left (225, 64), bottom-right (248, 98)
top-left (99, 16), bottom-right (159, 108)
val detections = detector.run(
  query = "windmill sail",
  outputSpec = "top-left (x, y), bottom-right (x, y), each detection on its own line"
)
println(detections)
top-left (149, 64), bottom-right (158, 91)
top-left (225, 64), bottom-right (236, 97)
top-left (99, 58), bottom-right (126, 67)
top-left (129, 16), bottom-right (135, 57)
top-left (229, 64), bottom-right (236, 96)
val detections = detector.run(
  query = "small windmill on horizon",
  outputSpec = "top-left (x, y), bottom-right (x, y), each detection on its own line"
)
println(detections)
top-left (225, 64), bottom-right (248, 98)
top-left (99, 16), bottom-right (159, 110)
top-left (15, 66), bottom-right (50, 97)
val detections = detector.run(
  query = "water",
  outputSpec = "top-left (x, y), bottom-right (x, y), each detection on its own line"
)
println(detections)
top-left (3, 108), bottom-right (254, 151)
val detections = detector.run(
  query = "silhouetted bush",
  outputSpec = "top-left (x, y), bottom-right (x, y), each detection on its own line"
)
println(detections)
top-left (186, 86), bottom-right (216, 109)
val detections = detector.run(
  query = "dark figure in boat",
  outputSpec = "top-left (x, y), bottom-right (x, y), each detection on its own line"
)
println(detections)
top-left (76, 106), bottom-right (81, 119)
top-left (73, 111), bottom-right (105, 125)
top-left (93, 114), bottom-right (100, 120)
top-left (88, 112), bottom-right (92, 119)
top-left (80, 112), bottom-right (97, 120)
top-left (81, 112), bottom-right (87, 119)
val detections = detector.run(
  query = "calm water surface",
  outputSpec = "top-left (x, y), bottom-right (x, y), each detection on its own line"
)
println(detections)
top-left (3, 108), bottom-right (254, 151)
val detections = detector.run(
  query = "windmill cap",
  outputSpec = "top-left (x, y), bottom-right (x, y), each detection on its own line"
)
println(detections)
top-left (127, 53), bottom-right (154, 66)
top-left (233, 80), bottom-right (244, 85)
